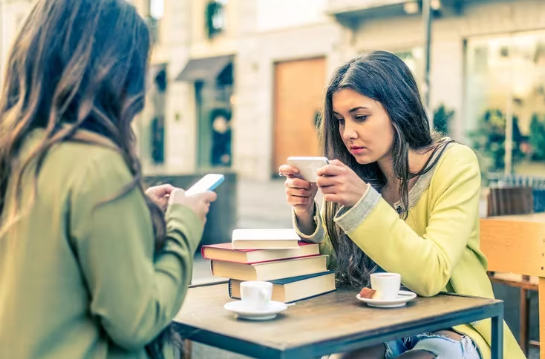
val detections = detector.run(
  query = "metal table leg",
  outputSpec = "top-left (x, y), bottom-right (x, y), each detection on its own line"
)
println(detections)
top-left (491, 306), bottom-right (504, 359)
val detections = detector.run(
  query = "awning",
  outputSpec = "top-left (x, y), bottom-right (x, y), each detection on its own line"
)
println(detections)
top-left (175, 54), bottom-right (234, 82)
top-left (327, 0), bottom-right (461, 21)
top-left (326, 0), bottom-right (407, 18)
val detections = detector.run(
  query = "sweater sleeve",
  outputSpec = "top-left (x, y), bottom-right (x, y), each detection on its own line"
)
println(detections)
top-left (292, 202), bottom-right (326, 243)
top-left (335, 146), bottom-right (481, 296)
top-left (292, 201), bottom-right (337, 269)
top-left (69, 148), bottom-right (203, 350)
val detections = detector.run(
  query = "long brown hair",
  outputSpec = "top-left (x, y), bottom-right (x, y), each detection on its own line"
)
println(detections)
top-left (321, 51), bottom-right (448, 288)
top-left (0, 0), bottom-right (173, 357)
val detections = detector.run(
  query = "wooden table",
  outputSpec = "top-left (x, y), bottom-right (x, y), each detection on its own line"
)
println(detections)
top-left (174, 283), bottom-right (504, 359)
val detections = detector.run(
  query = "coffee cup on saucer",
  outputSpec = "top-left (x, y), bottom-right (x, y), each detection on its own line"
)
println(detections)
top-left (370, 272), bottom-right (401, 301)
top-left (240, 281), bottom-right (273, 310)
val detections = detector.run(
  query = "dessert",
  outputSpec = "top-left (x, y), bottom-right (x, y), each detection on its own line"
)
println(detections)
top-left (359, 287), bottom-right (376, 299)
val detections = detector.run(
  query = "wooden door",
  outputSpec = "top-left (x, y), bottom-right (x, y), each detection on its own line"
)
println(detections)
top-left (273, 57), bottom-right (326, 175)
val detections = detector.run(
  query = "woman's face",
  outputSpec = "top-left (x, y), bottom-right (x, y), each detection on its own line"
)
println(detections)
top-left (332, 88), bottom-right (394, 165)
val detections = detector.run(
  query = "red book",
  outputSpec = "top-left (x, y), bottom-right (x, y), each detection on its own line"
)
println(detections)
top-left (201, 242), bottom-right (320, 264)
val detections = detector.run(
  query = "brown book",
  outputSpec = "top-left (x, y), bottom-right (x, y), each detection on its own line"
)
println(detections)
top-left (229, 271), bottom-right (336, 303)
top-left (201, 242), bottom-right (320, 264)
top-left (211, 255), bottom-right (328, 281)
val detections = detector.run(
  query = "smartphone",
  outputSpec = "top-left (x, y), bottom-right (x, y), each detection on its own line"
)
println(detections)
top-left (287, 157), bottom-right (329, 182)
top-left (185, 174), bottom-right (225, 196)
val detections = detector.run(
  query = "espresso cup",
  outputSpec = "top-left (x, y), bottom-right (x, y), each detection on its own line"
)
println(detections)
top-left (370, 272), bottom-right (401, 301)
top-left (240, 281), bottom-right (273, 309)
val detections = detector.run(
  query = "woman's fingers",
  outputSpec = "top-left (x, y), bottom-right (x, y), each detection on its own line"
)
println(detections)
top-left (286, 187), bottom-right (313, 197)
top-left (278, 164), bottom-right (299, 177)
top-left (287, 195), bottom-right (310, 205)
top-left (328, 159), bottom-right (347, 167)
top-left (317, 164), bottom-right (345, 177)
top-left (285, 177), bottom-right (312, 190)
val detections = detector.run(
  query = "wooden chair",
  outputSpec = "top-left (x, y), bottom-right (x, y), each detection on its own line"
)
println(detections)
top-left (486, 186), bottom-right (539, 355)
top-left (487, 187), bottom-right (534, 217)
top-left (481, 217), bottom-right (545, 358)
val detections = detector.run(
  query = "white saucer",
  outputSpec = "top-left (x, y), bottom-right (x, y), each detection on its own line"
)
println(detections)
top-left (224, 300), bottom-right (288, 320)
top-left (356, 290), bottom-right (417, 308)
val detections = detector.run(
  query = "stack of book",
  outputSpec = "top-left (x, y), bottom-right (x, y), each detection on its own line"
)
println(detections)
top-left (201, 229), bottom-right (336, 303)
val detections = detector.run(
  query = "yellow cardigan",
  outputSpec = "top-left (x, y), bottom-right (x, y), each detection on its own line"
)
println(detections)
top-left (294, 143), bottom-right (525, 359)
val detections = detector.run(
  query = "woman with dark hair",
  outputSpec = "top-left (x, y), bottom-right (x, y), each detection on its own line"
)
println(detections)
top-left (280, 51), bottom-right (523, 359)
top-left (0, 0), bottom-right (215, 358)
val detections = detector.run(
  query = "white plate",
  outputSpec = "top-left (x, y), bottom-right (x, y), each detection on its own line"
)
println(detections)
top-left (224, 300), bottom-right (288, 320)
top-left (356, 290), bottom-right (417, 308)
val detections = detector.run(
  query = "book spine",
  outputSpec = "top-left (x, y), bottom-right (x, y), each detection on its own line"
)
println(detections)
top-left (228, 279), bottom-right (233, 299)
top-left (215, 253), bottom-right (320, 265)
top-left (285, 289), bottom-right (337, 304)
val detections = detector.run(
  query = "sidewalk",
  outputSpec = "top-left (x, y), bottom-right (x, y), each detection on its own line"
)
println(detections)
top-left (236, 178), bottom-right (293, 229)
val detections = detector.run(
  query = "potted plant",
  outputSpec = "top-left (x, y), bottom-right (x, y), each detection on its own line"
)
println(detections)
top-left (433, 104), bottom-right (454, 136)
top-left (468, 109), bottom-right (525, 174)
top-left (529, 113), bottom-right (545, 161)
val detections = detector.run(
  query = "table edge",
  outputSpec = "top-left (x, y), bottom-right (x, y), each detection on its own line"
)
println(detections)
top-left (174, 290), bottom-right (503, 357)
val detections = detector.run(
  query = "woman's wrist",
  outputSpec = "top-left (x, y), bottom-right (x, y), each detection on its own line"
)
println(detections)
top-left (294, 203), bottom-right (315, 217)
top-left (294, 205), bottom-right (317, 236)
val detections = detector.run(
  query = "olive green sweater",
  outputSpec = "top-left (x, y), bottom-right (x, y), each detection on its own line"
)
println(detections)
top-left (0, 129), bottom-right (203, 359)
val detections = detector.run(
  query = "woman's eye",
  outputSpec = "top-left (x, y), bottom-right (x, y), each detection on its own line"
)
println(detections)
top-left (337, 118), bottom-right (345, 125)
top-left (355, 115), bottom-right (368, 122)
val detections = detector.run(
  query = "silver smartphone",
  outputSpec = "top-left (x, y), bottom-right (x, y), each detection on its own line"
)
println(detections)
top-left (286, 157), bottom-right (329, 183)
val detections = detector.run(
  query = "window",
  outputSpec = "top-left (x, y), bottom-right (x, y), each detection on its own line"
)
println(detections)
top-left (146, 0), bottom-right (164, 43)
top-left (392, 48), bottom-right (424, 89)
top-left (465, 30), bottom-right (545, 173)
top-left (149, 0), bottom-right (164, 20)
top-left (206, 0), bottom-right (228, 39)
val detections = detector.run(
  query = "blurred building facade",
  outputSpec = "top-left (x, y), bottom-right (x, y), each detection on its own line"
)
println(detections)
top-left (132, 0), bottom-right (545, 181)
top-left (0, 0), bottom-right (32, 83)
top-left (1, 0), bottom-right (545, 180)
top-left (132, 0), bottom-right (348, 181)
top-left (330, 0), bottom-right (545, 176)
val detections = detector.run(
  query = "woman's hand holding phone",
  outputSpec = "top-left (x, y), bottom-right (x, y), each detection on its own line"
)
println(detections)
top-left (279, 164), bottom-right (318, 216)
top-left (168, 189), bottom-right (217, 226)
top-left (145, 184), bottom-right (176, 211)
top-left (279, 163), bottom-right (322, 236)
top-left (316, 159), bottom-right (368, 207)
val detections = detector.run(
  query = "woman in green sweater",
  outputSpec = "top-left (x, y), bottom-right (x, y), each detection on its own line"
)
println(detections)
top-left (280, 52), bottom-right (524, 359)
top-left (0, 1), bottom-right (215, 359)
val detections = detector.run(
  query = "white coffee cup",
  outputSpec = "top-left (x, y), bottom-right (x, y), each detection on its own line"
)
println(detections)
top-left (240, 281), bottom-right (273, 309)
top-left (370, 272), bottom-right (401, 301)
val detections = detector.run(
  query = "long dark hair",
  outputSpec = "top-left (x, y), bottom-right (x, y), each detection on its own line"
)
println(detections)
top-left (0, 0), bottom-right (175, 357)
top-left (321, 51), bottom-right (447, 288)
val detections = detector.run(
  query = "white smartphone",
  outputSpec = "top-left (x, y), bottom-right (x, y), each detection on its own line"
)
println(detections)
top-left (185, 174), bottom-right (225, 196)
top-left (287, 156), bottom-right (329, 183)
